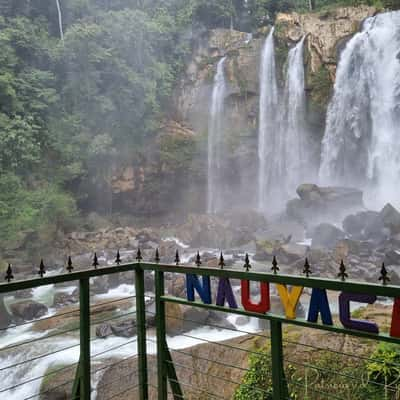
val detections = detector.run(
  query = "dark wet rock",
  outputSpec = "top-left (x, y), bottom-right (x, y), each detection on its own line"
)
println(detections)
top-left (311, 223), bottom-right (346, 249)
top-left (96, 319), bottom-right (137, 338)
top-left (287, 184), bottom-right (364, 226)
top-left (52, 291), bottom-right (78, 308)
top-left (343, 211), bottom-right (388, 241)
top-left (96, 323), bottom-right (114, 338)
top-left (144, 273), bottom-right (154, 292)
top-left (111, 319), bottom-right (137, 337)
top-left (380, 203), bottom-right (400, 234)
top-left (182, 308), bottom-right (210, 331)
top-left (10, 300), bottom-right (48, 321)
top-left (384, 250), bottom-right (400, 266)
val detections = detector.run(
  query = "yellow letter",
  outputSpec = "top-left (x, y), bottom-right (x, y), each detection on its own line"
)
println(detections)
top-left (276, 284), bottom-right (304, 319)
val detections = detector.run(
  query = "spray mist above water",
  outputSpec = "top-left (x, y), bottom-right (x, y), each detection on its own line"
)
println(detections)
top-left (320, 11), bottom-right (400, 209)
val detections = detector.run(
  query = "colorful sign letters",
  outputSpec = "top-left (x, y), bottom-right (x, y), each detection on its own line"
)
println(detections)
top-left (185, 274), bottom-right (400, 338)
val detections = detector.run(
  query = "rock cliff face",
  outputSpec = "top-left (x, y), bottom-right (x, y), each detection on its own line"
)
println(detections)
top-left (105, 6), bottom-right (378, 217)
top-left (275, 6), bottom-right (377, 127)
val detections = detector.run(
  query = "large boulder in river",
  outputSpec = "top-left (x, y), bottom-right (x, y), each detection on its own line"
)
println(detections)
top-left (380, 203), bottom-right (400, 234)
top-left (287, 184), bottom-right (364, 226)
top-left (311, 223), bottom-right (346, 249)
top-left (10, 300), bottom-right (48, 321)
top-left (342, 210), bottom-right (388, 241)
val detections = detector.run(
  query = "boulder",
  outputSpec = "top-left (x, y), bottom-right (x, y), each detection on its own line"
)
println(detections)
top-left (96, 319), bottom-right (137, 338)
top-left (343, 211), bottom-right (387, 241)
top-left (52, 291), bottom-right (78, 308)
top-left (287, 184), bottom-right (364, 226)
top-left (10, 300), bottom-right (48, 321)
top-left (380, 203), bottom-right (400, 234)
top-left (296, 183), bottom-right (322, 202)
top-left (311, 223), bottom-right (346, 249)
top-left (111, 319), bottom-right (137, 337)
top-left (96, 323), bottom-right (113, 338)
top-left (182, 308), bottom-right (210, 331)
top-left (384, 250), bottom-right (400, 267)
top-left (166, 302), bottom-right (184, 335)
top-left (167, 276), bottom-right (186, 297)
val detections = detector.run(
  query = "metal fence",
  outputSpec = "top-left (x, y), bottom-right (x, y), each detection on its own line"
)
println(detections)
top-left (0, 251), bottom-right (400, 400)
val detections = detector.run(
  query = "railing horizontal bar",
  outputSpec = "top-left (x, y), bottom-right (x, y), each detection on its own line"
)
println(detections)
top-left (1, 262), bottom-right (400, 297)
top-left (0, 263), bottom-right (139, 294)
top-left (161, 295), bottom-right (400, 344)
top-left (141, 263), bottom-right (400, 297)
top-left (91, 338), bottom-right (138, 359)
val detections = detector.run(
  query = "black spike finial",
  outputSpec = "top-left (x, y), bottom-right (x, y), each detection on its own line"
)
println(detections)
top-left (219, 252), bottom-right (225, 269)
top-left (5, 264), bottom-right (13, 283)
top-left (115, 249), bottom-right (122, 265)
top-left (244, 253), bottom-right (251, 272)
top-left (67, 256), bottom-right (73, 273)
top-left (136, 248), bottom-right (142, 262)
top-left (379, 262), bottom-right (390, 285)
top-left (271, 256), bottom-right (279, 274)
top-left (92, 253), bottom-right (99, 269)
top-left (303, 258), bottom-right (312, 278)
top-left (38, 259), bottom-right (46, 278)
top-left (195, 251), bottom-right (202, 267)
top-left (337, 260), bottom-right (348, 281)
top-left (175, 250), bottom-right (180, 266)
top-left (155, 248), bottom-right (160, 263)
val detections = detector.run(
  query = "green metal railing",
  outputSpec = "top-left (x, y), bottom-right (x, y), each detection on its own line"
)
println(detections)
top-left (0, 254), bottom-right (400, 399)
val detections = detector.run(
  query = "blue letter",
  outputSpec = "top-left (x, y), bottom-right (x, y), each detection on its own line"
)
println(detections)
top-left (186, 274), bottom-right (211, 304)
top-left (307, 288), bottom-right (333, 325)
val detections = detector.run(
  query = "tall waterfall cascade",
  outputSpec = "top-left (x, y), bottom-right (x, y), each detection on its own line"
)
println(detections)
top-left (320, 11), bottom-right (400, 208)
top-left (207, 57), bottom-right (227, 214)
top-left (257, 28), bottom-right (278, 214)
top-left (282, 36), bottom-right (311, 191)
top-left (258, 32), bottom-right (310, 214)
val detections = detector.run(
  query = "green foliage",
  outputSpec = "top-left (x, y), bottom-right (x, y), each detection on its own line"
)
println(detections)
top-left (233, 345), bottom-right (299, 400)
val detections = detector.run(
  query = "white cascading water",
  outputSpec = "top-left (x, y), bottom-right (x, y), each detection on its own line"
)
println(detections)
top-left (282, 35), bottom-right (312, 192)
top-left (258, 32), bottom-right (310, 213)
top-left (207, 57), bottom-right (227, 214)
top-left (258, 28), bottom-right (278, 214)
top-left (320, 11), bottom-right (400, 208)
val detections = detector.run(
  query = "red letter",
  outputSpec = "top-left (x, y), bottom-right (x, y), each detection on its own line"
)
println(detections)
top-left (390, 298), bottom-right (400, 338)
top-left (241, 280), bottom-right (270, 313)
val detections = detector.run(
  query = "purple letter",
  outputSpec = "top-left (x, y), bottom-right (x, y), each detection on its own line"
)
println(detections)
top-left (339, 292), bottom-right (379, 334)
top-left (216, 277), bottom-right (238, 309)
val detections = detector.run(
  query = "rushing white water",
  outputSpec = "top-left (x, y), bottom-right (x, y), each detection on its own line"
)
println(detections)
top-left (207, 57), bottom-right (227, 214)
top-left (281, 36), bottom-right (312, 192)
top-left (320, 11), bottom-right (400, 208)
top-left (55, 0), bottom-right (64, 41)
top-left (258, 32), bottom-right (310, 213)
top-left (258, 28), bottom-right (279, 214)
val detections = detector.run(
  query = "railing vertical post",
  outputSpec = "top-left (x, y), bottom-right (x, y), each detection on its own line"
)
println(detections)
top-left (135, 267), bottom-right (149, 400)
top-left (270, 320), bottom-right (288, 400)
top-left (155, 270), bottom-right (168, 400)
top-left (79, 278), bottom-right (91, 400)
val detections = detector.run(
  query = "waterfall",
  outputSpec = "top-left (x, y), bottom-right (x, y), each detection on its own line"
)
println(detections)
top-left (258, 31), bottom-right (309, 213)
top-left (258, 28), bottom-right (278, 214)
top-left (320, 11), bottom-right (400, 207)
top-left (55, 0), bottom-right (64, 42)
top-left (282, 35), bottom-right (311, 192)
top-left (207, 57), bottom-right (227, 214)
